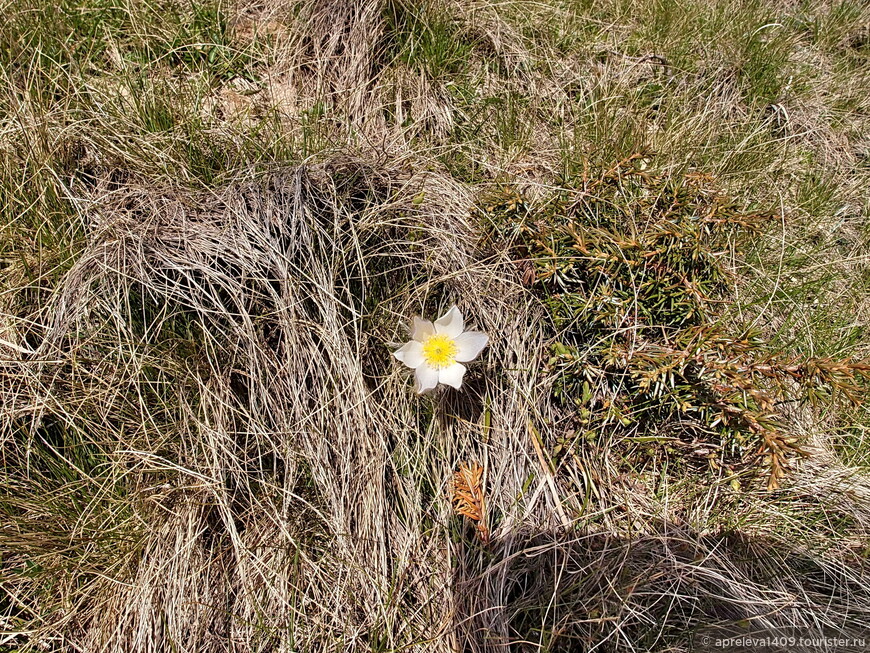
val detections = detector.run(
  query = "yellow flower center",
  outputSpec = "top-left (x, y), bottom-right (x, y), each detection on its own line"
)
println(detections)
top-left (421, 334), bottom-right (458, 369)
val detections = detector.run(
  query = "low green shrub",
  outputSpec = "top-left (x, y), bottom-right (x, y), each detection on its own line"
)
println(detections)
top-left (487, 155), bottom-right (869, 489)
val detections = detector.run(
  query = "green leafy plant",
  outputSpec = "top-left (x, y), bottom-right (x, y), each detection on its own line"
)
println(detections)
top-left (489, 156), bottom-right (869, 489)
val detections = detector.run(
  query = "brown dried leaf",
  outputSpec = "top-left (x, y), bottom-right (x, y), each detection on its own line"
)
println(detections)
top-left (451, 462), bottom-right (489, 544)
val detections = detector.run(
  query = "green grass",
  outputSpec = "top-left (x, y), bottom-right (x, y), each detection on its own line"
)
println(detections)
top-left (383, 0), bottom-right (474, 79)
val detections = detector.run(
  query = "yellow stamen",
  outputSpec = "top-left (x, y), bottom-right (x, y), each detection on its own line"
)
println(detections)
top-left (421, 334), bottom-right (458, 369)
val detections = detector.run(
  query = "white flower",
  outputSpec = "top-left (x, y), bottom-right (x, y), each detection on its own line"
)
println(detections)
top-left (393, 305), bottom-right (489, 393)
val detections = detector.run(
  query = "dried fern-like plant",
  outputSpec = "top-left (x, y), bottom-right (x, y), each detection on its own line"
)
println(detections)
top-left (452, 462), bottom-right (489, 544)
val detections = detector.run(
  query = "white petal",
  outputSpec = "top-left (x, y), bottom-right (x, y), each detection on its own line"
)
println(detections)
top-left (454, 331), bottom-right (488, 362)
top-left (411, 317), bottom-right (435, 342)
top-left (438, 363), bottom-right (466, 389)
top-left (434, 305), bottom-right (464, 338)
top-left (393, 341), bottom-right (424, 368)
top-left (415, 364), bottom-right (439, 393)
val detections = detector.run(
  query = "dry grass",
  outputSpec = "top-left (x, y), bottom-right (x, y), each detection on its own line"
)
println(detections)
top-left (2, 0), bottom-right (870, 651)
